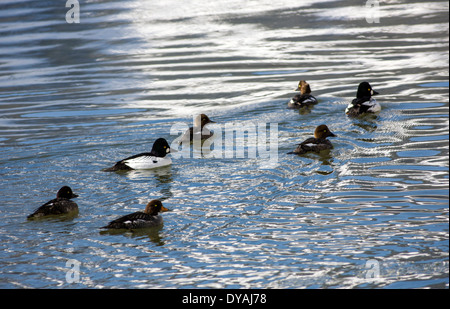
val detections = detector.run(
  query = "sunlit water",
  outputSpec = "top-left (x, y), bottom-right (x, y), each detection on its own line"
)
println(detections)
top-left (0, 0), bottom-right (448, 289)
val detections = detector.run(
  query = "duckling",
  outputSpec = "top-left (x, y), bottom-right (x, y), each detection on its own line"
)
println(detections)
top-left (104, 138), bottom-right (175, 171)
top-left (288, 124), bottom-right (336, 155)
top-left (345, 81), bottom-right (380, 116)
top-left (27, 186), bottom-right (78, 219)
top-left (288, 80), bottom-right (318, 109)
top-left (101, 200), bottom-right (169, 229)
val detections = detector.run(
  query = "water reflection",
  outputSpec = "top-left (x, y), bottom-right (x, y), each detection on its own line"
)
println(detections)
top-left (113, 166), bottom-right (175, 198)
top-left (350, 114), bottom-right (380, 132)
top-left (100, 225), bottom-right (165, 246)
top-left (25, 211), bottom-right (79, 223)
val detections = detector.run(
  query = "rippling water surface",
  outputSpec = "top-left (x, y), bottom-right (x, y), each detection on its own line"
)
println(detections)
top-left (0, 0), bottom-right (448, 288)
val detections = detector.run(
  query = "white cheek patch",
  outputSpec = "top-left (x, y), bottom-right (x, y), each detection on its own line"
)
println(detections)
top-left (166, 147), bottom-right (170, 153)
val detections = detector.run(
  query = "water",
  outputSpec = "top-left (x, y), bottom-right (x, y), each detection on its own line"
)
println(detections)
top-left (0, 0), bottom-right (448, 289)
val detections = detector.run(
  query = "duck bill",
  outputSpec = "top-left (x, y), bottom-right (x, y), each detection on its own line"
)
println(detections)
top-left (72, 193), bottom-right (79, 198)
top-left (160, 206), bottom-right (170, 212)
top-left (372, 90), bottom-right (379, 96)
top-left (329, 132), bottom-right (337, 137)
top-left (168, 147), bottom-right (178, 153)
top-left (295, 87), bottom-right (301, 91)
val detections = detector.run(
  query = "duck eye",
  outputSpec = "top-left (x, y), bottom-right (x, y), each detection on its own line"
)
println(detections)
top-left (368, 88), bottom-right (371, 91)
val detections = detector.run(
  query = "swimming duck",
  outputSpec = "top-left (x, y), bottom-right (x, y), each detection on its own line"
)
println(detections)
top-left (288, 80), bottom-right (318, 109)
top-left (345, 81), bottom-right (380, 116)
top-left (27, 186), bottom-right (78, 219)
top-left (288, 124), bottom-right (336, 155)
top-left (101, 200), bottom-right (169, 229)
top-left (104, 138), bottom-right (174, 171)
top-left (179, 114), bottom-right (216, 144)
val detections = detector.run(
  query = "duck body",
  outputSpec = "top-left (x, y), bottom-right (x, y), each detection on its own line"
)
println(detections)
top-left (288, 94), bottom-right (318, 108)
top-left (102, 211), bottom-right (163, 229)
top-left (290, 136), bottom-right (334, 154)
top-left (102, 200), bottom-right (169, 230)
top-left (288, 124), bottom-right (336, 155)
top-left (288, 80), bottom-right (318, 109)
top-left (180, 127), bottom-right (214, 144)
top-left (27, 186), bottom-right (78, 219)
top-left (345, 82), bottom-right (380, 116)
top-left (104, 138), bottom-right (173, 171)
top-left (179, 114), bottom-right (215, 144)
top-left (107, 152), bottom-right (172, 171)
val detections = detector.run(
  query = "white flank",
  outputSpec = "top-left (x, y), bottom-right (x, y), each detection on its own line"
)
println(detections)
top-left (123, 156), bottom-right (172, 170)
top-left (345, 103), bottom-right (353, 113)
top-left (303, 97), bottom-right (316, 103)
top-left (364, 99), bottom-right (381, 113)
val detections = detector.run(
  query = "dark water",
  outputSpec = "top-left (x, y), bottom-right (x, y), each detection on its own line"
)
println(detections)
top-left (0, 0), bottom-right (448, 288)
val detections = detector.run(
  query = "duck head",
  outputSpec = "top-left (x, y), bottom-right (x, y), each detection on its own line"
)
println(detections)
top-left (314, 124), bottom-right (336, 139)
top-left (144, 200), bottom-right (170, 215)
top-left (194, 114), bottom-right (215, 128)
top-left (56, 186), bottom-right (78, 199)
top-left (356, 81), bottom-right (379, 98)
top-left (295, 80), bottom-right (312, 95)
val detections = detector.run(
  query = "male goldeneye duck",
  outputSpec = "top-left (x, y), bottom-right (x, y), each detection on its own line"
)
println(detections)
top-left (104, 138), bottom-right (175, 171)
top-left (101, 200), bottom-right (169, 229)
top-left (288, 124), bottom-right (336, 155)
top-left (287, 80), bottom-right (318, 109)
top-left (345, 81), bottom-right (380, 116)
top-left (27, 186), bottom-right (78, 219)
top-left (179, 114), bottom-right (216, 144)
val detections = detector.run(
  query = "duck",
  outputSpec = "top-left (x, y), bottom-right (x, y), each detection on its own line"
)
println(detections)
top-left (287, 80), bottom-right (318, 108)
top-left (101, 200), bottom-right (169, 229)
top-left (345, 81), bottom-right (380, 116)
top-left (104, 138), bottom-right (175, 171)
top-left (27, 186), bottom-right (78, 219)
top-left (179, 114), bottom-right (216, 144)
top-left (288, 124), bottom-right (336, 155)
